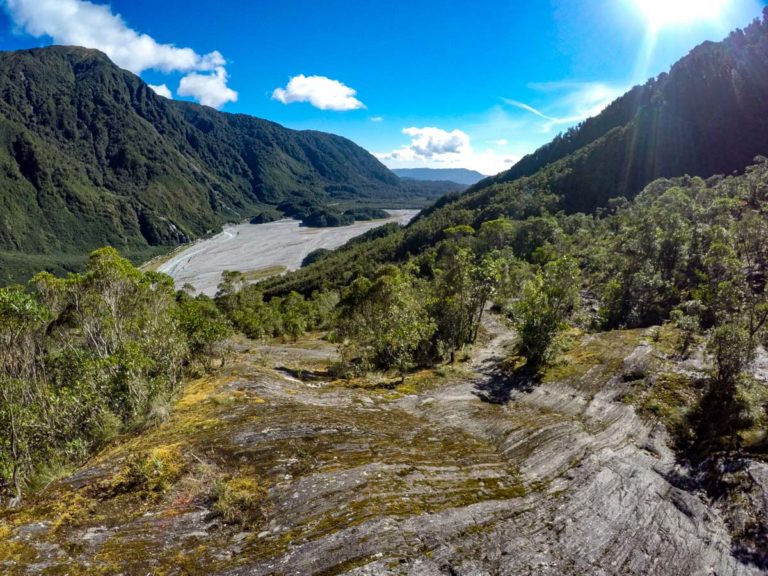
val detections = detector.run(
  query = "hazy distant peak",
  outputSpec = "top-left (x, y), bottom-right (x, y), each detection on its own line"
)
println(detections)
top-left (392, 168), bottom-right (487, 186)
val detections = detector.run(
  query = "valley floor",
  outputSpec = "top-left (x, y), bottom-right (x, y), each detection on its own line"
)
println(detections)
top-left (1, 314), bottom-right (766, 575)
top-left (154, 210), bottom-right (419, 296)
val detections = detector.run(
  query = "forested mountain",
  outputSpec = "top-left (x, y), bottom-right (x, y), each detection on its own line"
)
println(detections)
top-left (0, 46), bottom-right (427, 282)
top-left (265, 9), bottom-right (768, 298)
top-left (474, 9), bottom-right (768, 213)
top-left (393, 168), bottom-right (486, 185)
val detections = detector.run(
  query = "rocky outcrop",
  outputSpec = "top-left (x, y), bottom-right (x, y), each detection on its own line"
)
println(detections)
top-left (1, 316), bottom-right (765, 574)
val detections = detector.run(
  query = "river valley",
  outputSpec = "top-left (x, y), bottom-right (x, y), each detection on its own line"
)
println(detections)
top-left (156, 210), bottom-right (418, 295)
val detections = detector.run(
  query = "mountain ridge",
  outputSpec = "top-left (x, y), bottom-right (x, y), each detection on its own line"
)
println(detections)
top-left (0, 45), bottom-right (428, 283)
top-left (469, 9), bottom-right (768, 212)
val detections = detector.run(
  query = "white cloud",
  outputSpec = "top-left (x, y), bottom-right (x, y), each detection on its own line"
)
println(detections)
top-left (178, 67), bottom-right (238, 108)
top-left (370, 116), bottom-right (384, 123)
top-left (4, 0), bottom-right (237, 108)
top-left (392, 127), bottom-right (471, 159)
top-left (377, 126), bottom-right (513, 175)
top-left (503, 99), bottom-right (559, 122)
top-left (148, 83), bottom-right (172, 99)
top-left (503, 82), bottom-right (626, 133)
top-left (487, 138), bottom-right (508, 146)
top-left (272, 75), bottom-right (365, 111)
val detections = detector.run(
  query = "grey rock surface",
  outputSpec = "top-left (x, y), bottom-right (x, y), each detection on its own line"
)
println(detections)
top-left (3, 314), bottom-right (765, 575)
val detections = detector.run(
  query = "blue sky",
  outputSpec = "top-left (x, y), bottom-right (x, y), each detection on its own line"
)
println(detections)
top-left (1, 0), bottom-right (766, 175)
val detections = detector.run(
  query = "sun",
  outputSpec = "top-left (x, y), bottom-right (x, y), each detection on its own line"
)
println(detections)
top-left (632, 0), bottom-right (731, 29)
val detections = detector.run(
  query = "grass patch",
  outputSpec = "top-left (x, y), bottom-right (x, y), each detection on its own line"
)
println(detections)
top-left (212, 476), bottom-right (271, 527)
top-left (738, 376), bottom-right (768, 451)
top-left (241, 265), bottom-right (288, 282)
top-left (110, 444), bottom-right (187, 495)
top-left (624, 372), bottom-right (702, 428)
top-left (543, 329), bottom-right (645, 387)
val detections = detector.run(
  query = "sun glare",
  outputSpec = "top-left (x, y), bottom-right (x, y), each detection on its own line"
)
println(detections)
top-left (632, 0), bottom-right (731, 28)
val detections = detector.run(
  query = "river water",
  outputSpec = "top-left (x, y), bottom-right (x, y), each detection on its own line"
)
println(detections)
top-left (156, 210), bottom-right (419, 295)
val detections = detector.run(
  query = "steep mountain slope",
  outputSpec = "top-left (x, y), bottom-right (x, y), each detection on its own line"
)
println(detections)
top-left (473, 8), bottom-right (768, 213)
top-left (263, 10), bottom-right (768, 299)
top-left (0, 46), bottom-right (416, 282)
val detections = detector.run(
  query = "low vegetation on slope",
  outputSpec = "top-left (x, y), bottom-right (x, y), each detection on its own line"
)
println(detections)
top-left (0, 248), bottom-right (230, 503)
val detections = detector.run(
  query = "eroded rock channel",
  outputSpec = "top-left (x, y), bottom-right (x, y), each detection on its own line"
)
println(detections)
top-left (1, 314), bottom-right (765, 575)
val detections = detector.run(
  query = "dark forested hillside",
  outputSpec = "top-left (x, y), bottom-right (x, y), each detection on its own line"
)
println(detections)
top-left (476, 9), bottom-right (768, 213)
top-left (0, 46), bottom-right (425, 283)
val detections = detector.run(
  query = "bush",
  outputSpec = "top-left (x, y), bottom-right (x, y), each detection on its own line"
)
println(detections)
top-left (511, 257), bottom-right (580, 372)
top-left (114, 444), bottom-right (186, 494)
top-left (301, 248), bottom-right (331, 267)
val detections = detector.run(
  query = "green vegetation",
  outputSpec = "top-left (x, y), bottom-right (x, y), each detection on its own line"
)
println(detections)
top-left (254, 156), bottom-right (768, 466)
top-left (215, 233), bottom-right (508, 377)
top-left (681, 324), bottom-right (759, 461)
top-left (112, 444), bottom-right (187, 495)
top-left (336, 266), bottom-right (436, 377)
top-left (0, 248), bottom-right (230, 503)
top-left (214, 270), bottom-right (337, 341)
top-left (0, 46), bottom-right (446, 284)
top-left (511, 257), bottom-right (580, 373)
top-left (212, 476), bottom-right (270, 527)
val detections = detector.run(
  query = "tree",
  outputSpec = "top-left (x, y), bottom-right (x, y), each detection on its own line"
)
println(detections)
top-left (477, 218), bottom-right (515, 252)
top-left (430, 247), bottom-right (501, 362)
top-left (511, 257), bottom-right (580, 373)
top-left (215, 270), bottom-right (247, 313)
top-left (0, 248), bottom-right (232, 503)
top-left (337, 267), bottom-right (435, 377)
top-left (0, 288), bottom-right (50, 503)
top-left (708, 323), bottom-right (754, 388)
top-left (687, 323), bottom-right (755, 459)
top-left (280, 292), bottom-right (311, 341)
top-left (175, 293), bottom-right (232, 367)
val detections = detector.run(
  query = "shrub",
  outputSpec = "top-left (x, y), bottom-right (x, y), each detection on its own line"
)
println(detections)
top-left (212, 477), bottom-right (270, 526)
top-left (116, 444), bottom-right (186, 494)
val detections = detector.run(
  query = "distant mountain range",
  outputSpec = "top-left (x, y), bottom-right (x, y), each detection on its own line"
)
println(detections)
top-left (393, 168), bottom-right (487, 185)
top-left (0, 46), bottom-right (439, 282)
